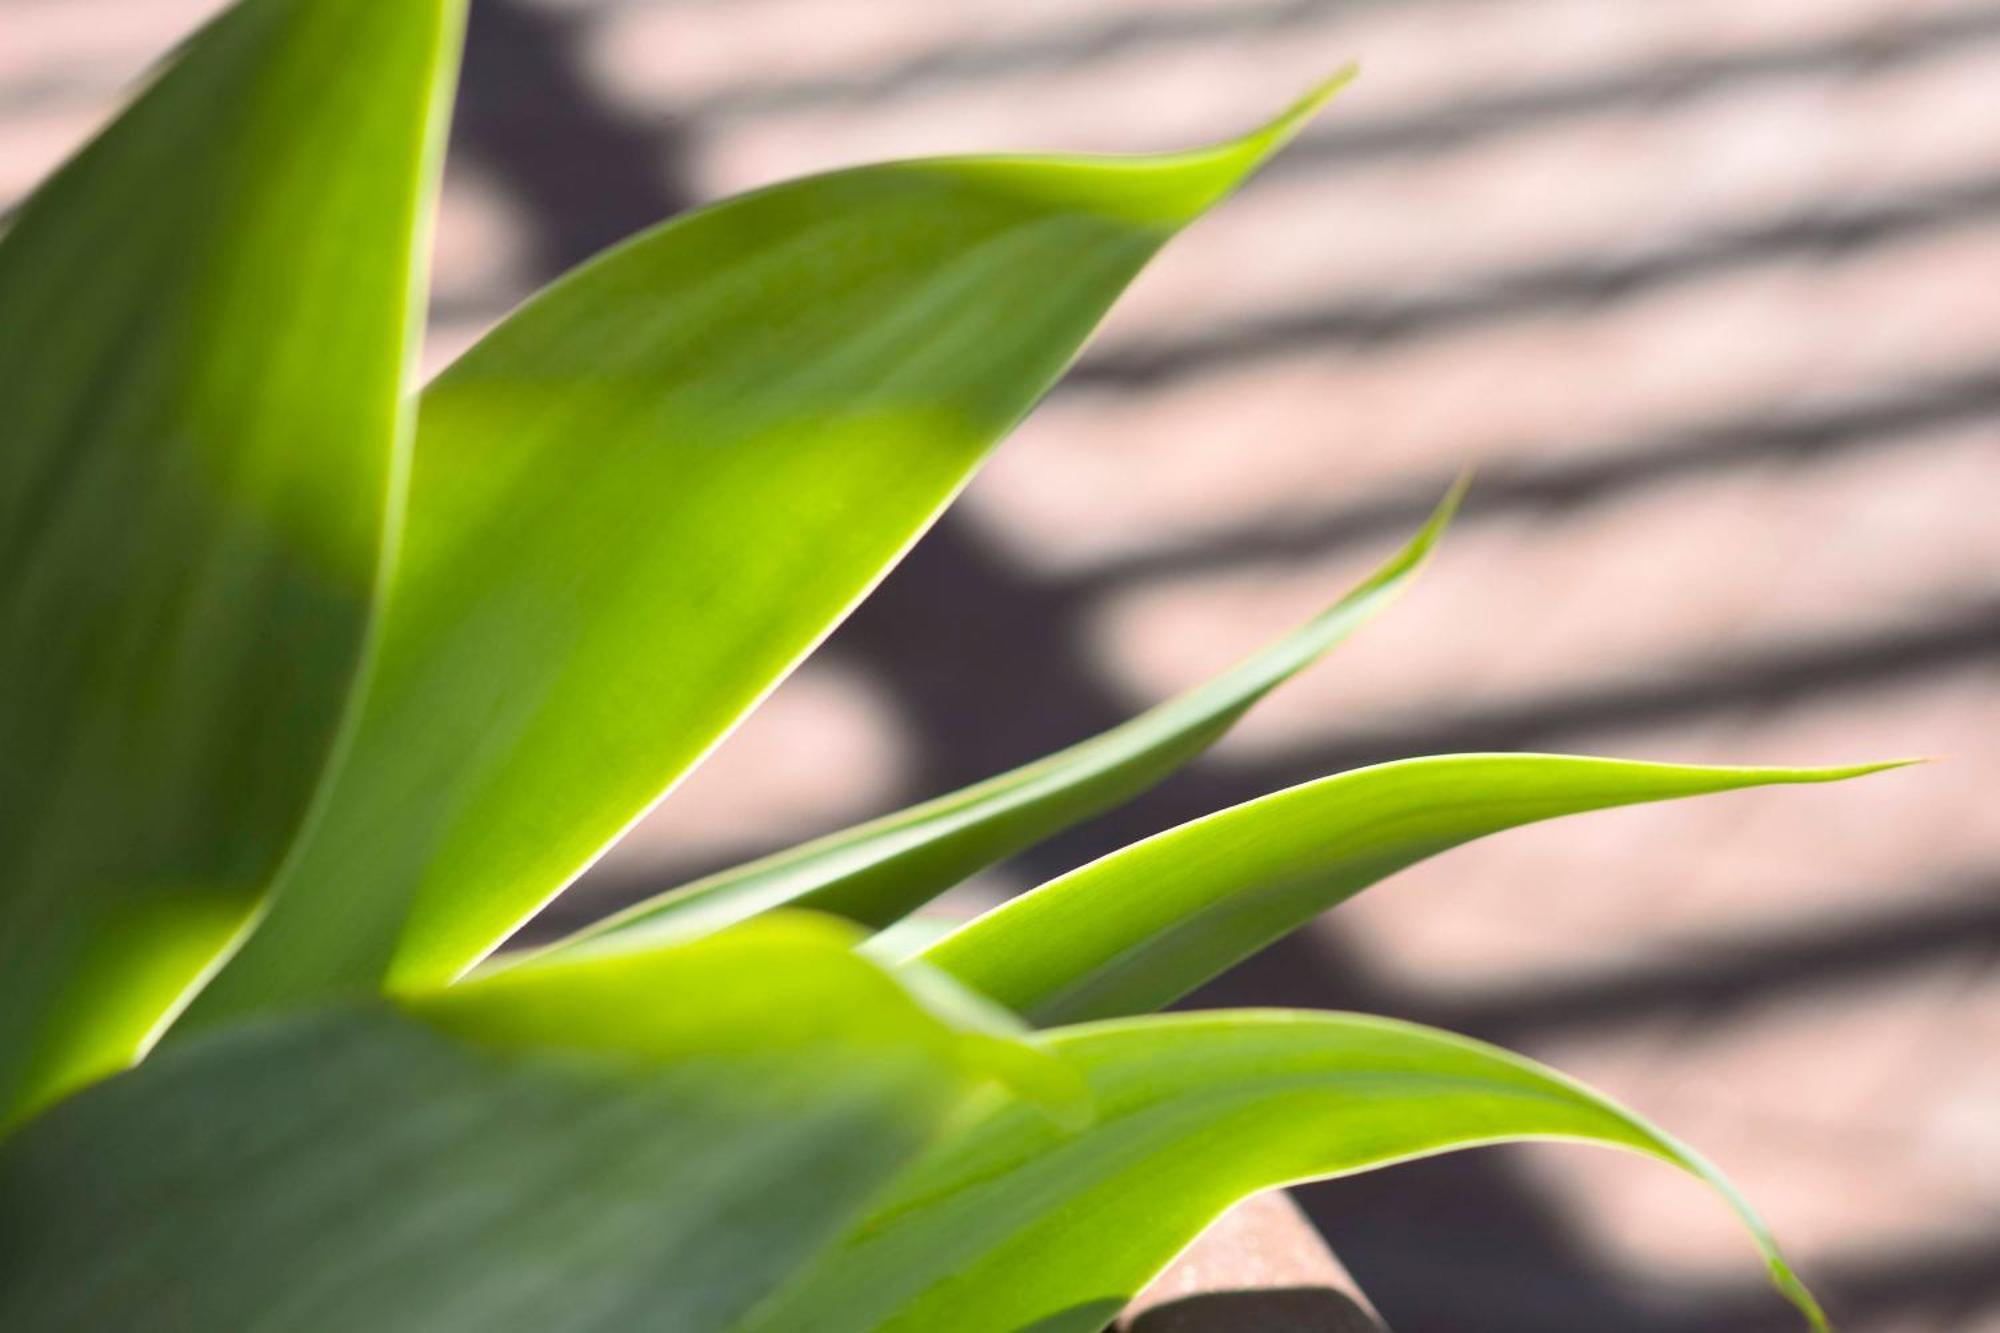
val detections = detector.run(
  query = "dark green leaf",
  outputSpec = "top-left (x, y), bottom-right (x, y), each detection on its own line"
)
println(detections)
top-left (0, 0), bottom-right (463, 1123)
top-left (0, 916), bottom-right (1033, 1331)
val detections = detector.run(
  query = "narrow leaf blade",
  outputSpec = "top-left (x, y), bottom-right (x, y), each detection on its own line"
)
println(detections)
top-left (744, 1011), bottom-right (1828, 1333)
top-left (0, 0), bottom-right (463, 1122)
top-left (183, 77), bottom-right (1352, 1025)
top-left (549, 476), bottom-right (1462, 956)
top-left (920, 754), bottom-right (1903, 1024)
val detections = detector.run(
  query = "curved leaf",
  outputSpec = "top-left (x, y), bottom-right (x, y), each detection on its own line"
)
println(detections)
top-left (919, 754), bottom-right (1904, 1025)
top-left (0, 0), bottom-right (463, 1123)
top-left (182, 75), bottom-right (1355, 1029)
top-left (546, 476), bottom-right (1462, 958)
top-left (0, 916), bottom-right (1037, 1331)
top-left (743, 1011), bottom-right (1828, 1333)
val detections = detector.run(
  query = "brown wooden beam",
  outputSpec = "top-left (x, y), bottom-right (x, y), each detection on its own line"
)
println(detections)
top-left (1120, 1192), bottom-right (1387, 1332)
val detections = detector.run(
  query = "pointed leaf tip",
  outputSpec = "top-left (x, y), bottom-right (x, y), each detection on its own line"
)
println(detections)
top-left (1128, 68), bottom-right (1356, 224)
top-left (1782, 758), bottom-right (1922, 782)
top-left (1237, 66), bottom-right (1358, 158)
top-left (535, 482), bottom-right (1457, 960)
top-left (921, 751), bottom-right (1910, 1027)
top-left (742, 1010), bottom-right (1833, 1333)
top-left (1403, 471), bottom-right (1471, 559)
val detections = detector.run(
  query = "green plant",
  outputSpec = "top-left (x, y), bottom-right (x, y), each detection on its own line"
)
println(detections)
top-left (0, 2), bottom-right (1897, 1329)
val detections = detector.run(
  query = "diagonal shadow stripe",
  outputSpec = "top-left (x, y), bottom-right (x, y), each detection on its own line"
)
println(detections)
top-left (655, 0), bottom-right (2000, 138)
top-left (671, 0), bottom-right (1490, 119)
top-left (1216, 595), bottom-right (2000, 792)
top-left (1315, 1191), bottom-right (2000, 1333)
top-left (1260, 878), bottom-right (2000, 1333)
top-left (1070, 169), bottom-right (2000, 390)
top-left (949, 594), bottom-right (2000, 935)
top-left (1269, 1), bottom-right (2000, 182)
top-left (1071, 361), bottom-right (2000, 591)
top-left (1414, 871), bottom-right (2000, 1043)
top-left (0, 0), bottom-right (1436, 121)
top-left (1681, 1231), bottom-right (2000, 1333)
top-left (556, 597), bottom-right (2000, 943)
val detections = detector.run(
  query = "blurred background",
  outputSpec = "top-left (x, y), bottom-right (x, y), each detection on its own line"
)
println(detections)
top-left (6, 0), bottom-right (1998, 1328)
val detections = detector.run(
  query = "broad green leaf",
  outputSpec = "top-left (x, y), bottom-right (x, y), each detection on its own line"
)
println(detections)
top-left (544, 478), bottom-right (1462, 959)
top-left (0, 916), bottom-right (1042, 1331)
top-left (743, 1011), bottom-right (1828, 1333)
top-left (0, 0), bottom-right (463, 1123)
top-left (182, 74), bottom-right (1355, 1027)
top-left (919, 754), bottom-right (1903, 1025)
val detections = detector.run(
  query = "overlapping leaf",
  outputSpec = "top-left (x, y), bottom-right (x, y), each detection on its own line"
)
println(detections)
top-left (920, 754), bottom-right (1901, 1024)
top-left (184, 76), bottom-right (1357, 1028)
top-left (0, 0), bottom-right (462, 1123)
top-left (0, 917), bottom-right (1046, 1331)
top-left (0, 11), bottom-right (1868, 1327)
top-left (544, 479), bottom-right (1461, 959)
top-left (742, 1011), bottom-right (1828, 1333)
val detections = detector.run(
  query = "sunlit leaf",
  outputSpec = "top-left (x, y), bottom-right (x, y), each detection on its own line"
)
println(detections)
top-left (0, 0), bottom-right (463, 1123)
top-left (544, 477), bottom-right (1462, 958)
top-left (920, 754), bottom-right (1903, 1025)
top-left (179, 77), bottom-right (1357, 1028)
top-left (744, 1011), bottom-right (1828, 1333)
top-left (0, 916), bottom-right (1036, 1331)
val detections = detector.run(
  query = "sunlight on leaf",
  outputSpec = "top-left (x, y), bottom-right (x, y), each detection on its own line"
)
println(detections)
top-left (744, 1011), bottom-right (1829, 1332)
top-left (920, 754), bottom-right (1906, 1025)
top-left (541, 471), bottom-right (1460, 959)
top-left (0, 0), bottom-right (463, 1125)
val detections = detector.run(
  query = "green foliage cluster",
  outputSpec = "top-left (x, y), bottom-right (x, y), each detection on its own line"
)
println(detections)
top-left (0, 1), bottom-right (1894, 1328)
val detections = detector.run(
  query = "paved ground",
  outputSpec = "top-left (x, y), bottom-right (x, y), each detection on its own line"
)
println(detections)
top-left (6, 0), bottom-right (1998, 1328)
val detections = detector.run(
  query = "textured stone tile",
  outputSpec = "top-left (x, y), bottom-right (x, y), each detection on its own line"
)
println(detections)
top-left (1515, 960), bottom-right (1998, 1281)
top-left (1083, 438), bottom-right (2000, 765)
top-left (663, 0), bottom-right (1992, 193)
top-left (966, 227), bottom-right (2000, 573)
top-left (1095, 49), bottom-right (2000, 346)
